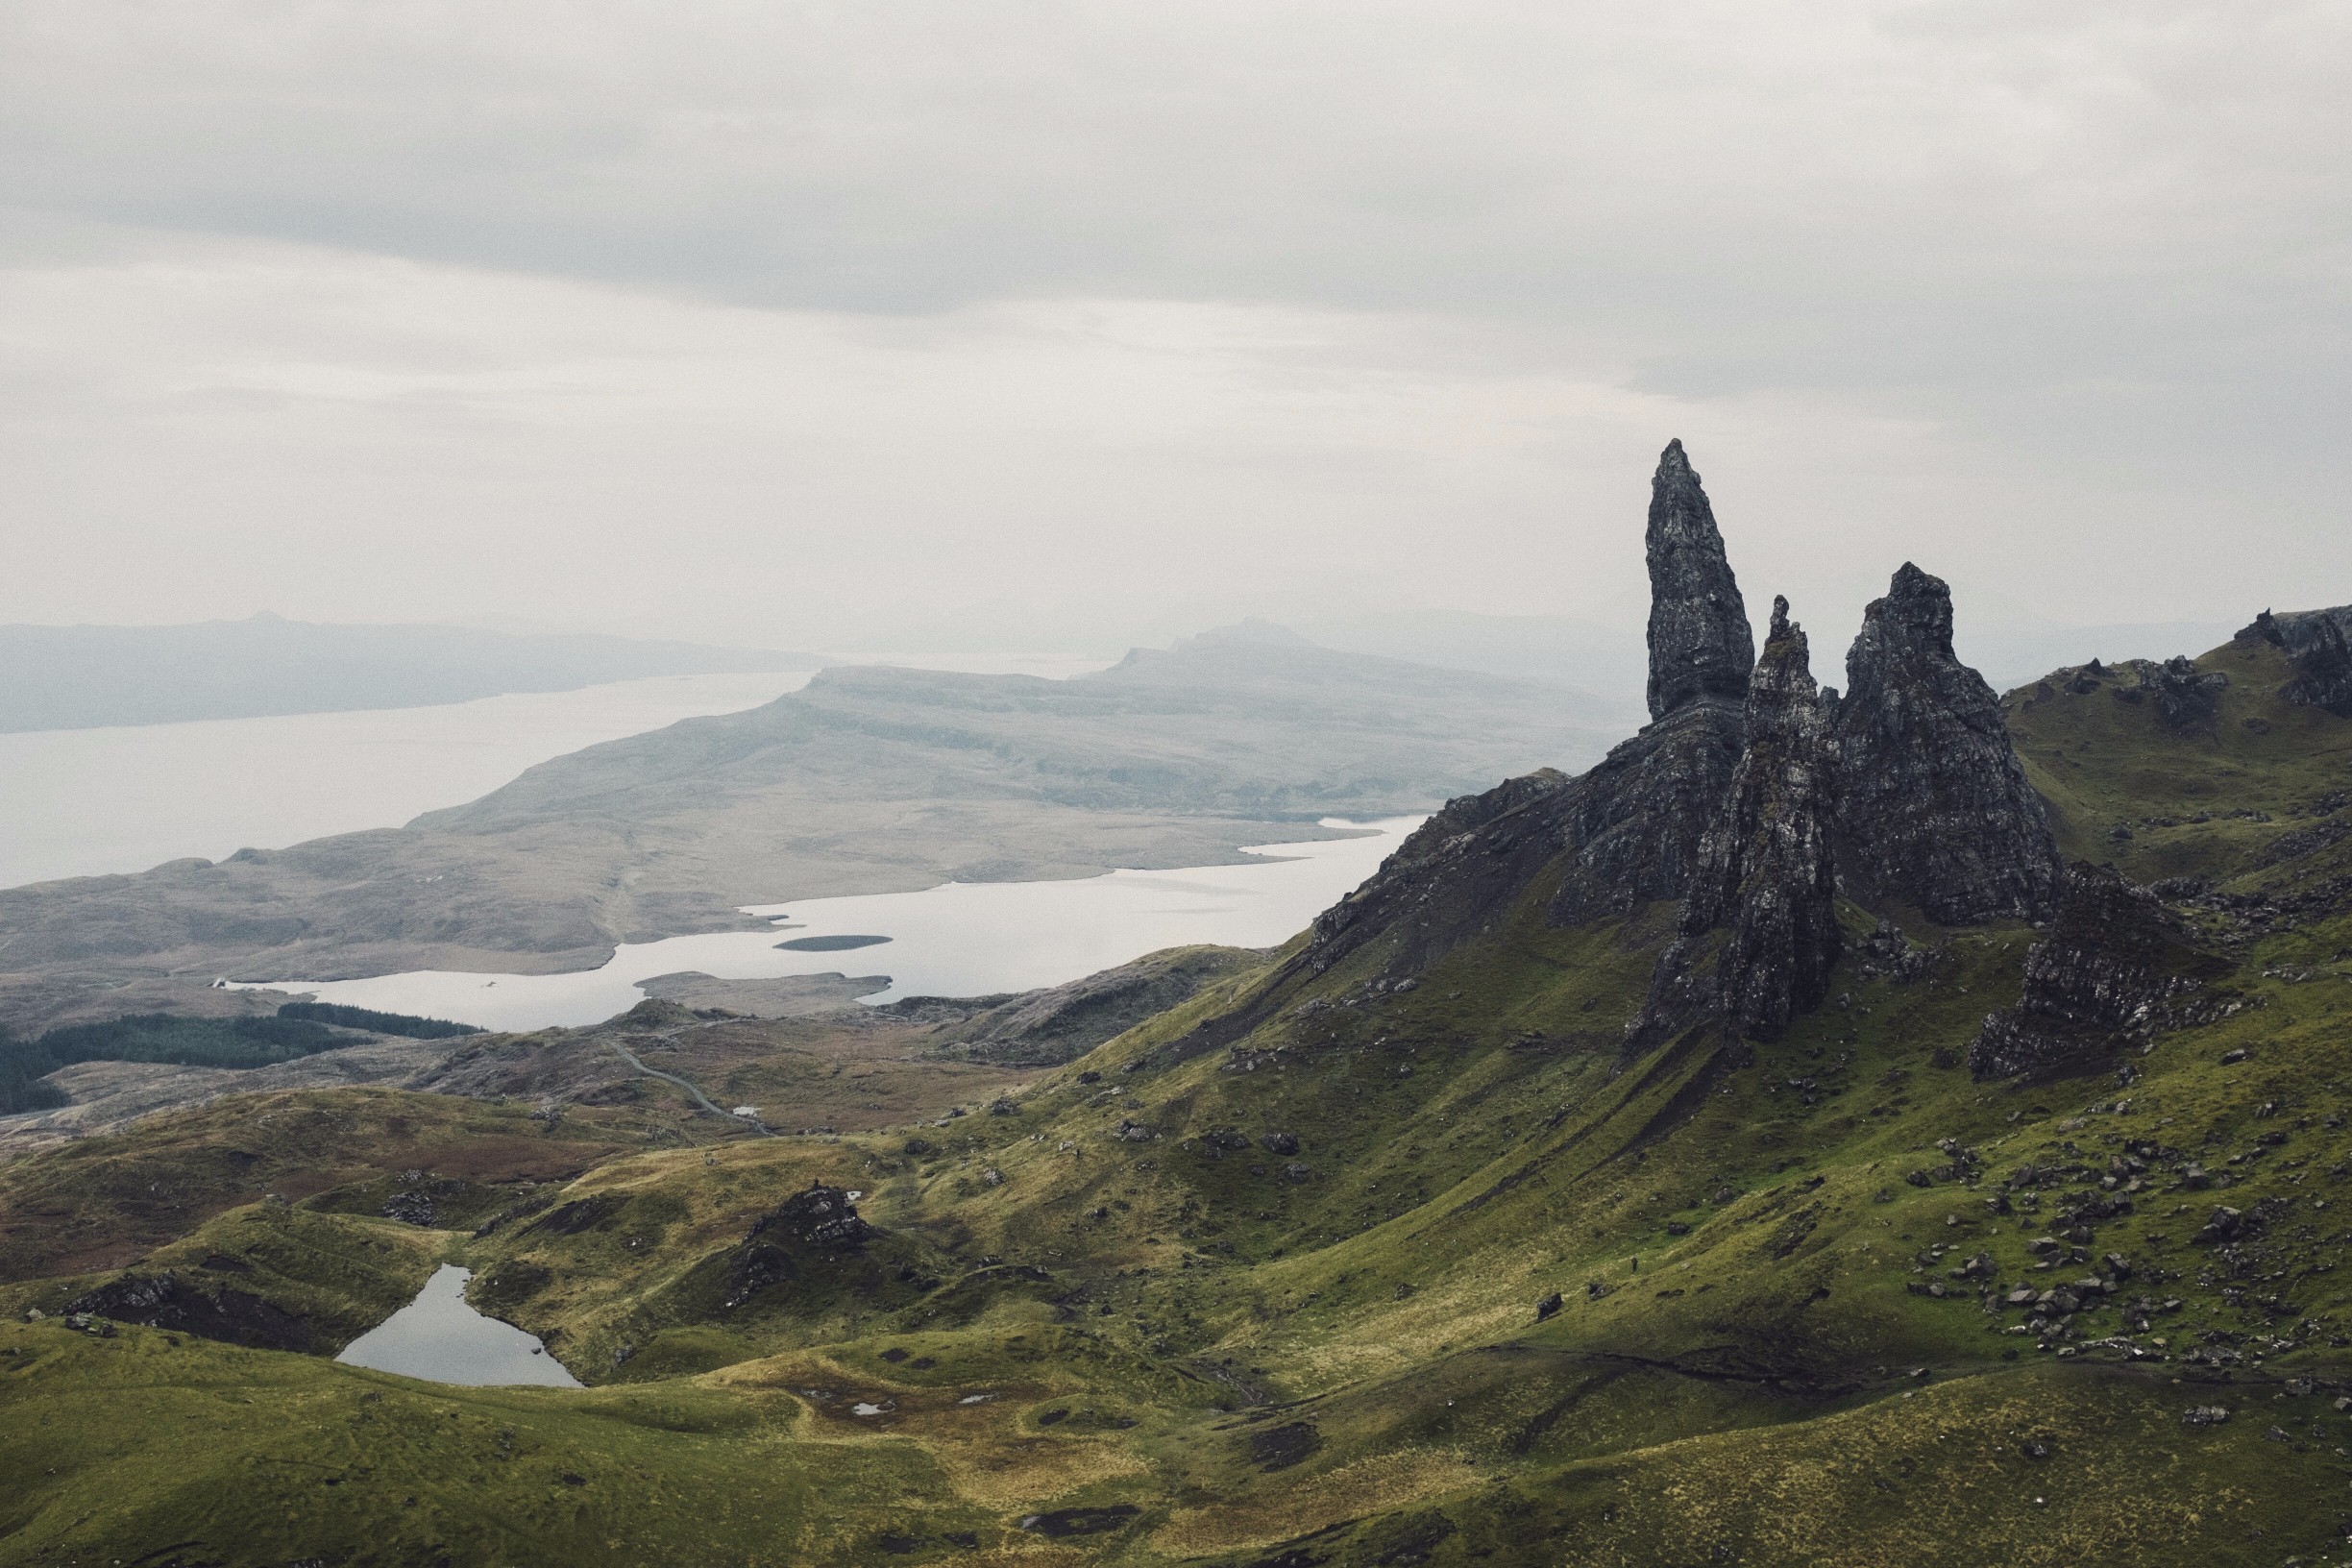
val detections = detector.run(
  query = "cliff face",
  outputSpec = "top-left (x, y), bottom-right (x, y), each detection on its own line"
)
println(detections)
top-left (1638, 599), bottom-right (1840, 1041)
top-left (1275, 443), bottom-right (1758, 988)
top-left (1202, 449), bottom-right (2084, 1060)
top-left (1968, 863), bottom-right (2230, 1080)
top-left (1833, 564), bottom-right (2063, 925)
top-left (1645, 439), bottom-right (1754, 722)
top-left (1543, 700), bottom-right (1746, 928)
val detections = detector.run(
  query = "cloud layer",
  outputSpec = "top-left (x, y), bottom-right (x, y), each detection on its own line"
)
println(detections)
top-left (2, 2), bottom-right (2346, 650)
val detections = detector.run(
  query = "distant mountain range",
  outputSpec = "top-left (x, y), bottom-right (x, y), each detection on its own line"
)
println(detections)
top-left (0, 613), bottom-right (824, 732)
top-left (1294, 606), bottom-right (2242, 710)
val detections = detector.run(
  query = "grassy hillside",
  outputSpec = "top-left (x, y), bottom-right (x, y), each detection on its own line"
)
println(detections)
top-left (5, 636), bottom-right (2350, 1564)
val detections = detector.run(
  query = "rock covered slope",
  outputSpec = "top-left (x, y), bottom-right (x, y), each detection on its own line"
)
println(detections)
top-left (7, 445), bottom-right (2352, 1566)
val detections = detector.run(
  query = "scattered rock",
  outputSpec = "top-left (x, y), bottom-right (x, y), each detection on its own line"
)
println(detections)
top-left (380, 1190), bottom-right (436, 1227)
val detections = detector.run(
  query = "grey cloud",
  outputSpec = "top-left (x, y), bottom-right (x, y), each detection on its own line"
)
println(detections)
top-left (0, 2), bottom-right (2346, 651)
top-left (4, 4), bottom-right (2344, 410)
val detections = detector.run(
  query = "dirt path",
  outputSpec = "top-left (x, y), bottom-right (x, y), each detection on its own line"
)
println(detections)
top-left (606, 1040), bottom-right (773, 1136)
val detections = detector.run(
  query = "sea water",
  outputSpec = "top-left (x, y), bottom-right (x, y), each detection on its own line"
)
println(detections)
top-left (247, 817), bottom-right (1420, 1033)
top-left (0, 671), bottom-right (817, 890)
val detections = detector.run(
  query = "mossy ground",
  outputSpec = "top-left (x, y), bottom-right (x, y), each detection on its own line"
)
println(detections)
top-left (6, 644), bottom-right (2352, 1564)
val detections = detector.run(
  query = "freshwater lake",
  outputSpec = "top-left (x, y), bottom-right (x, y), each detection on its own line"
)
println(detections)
top-left (336, 1264), bottom-right (582, 1387)
top-left (248, 817), bottom-right (1420, 1034)
top-left (0, 671), bottom-right (817, 889)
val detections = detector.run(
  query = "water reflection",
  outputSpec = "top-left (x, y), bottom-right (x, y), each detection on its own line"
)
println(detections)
top-left (257, 817), bottom-right (1418, 1033)
top-left (336, 1264), bottom-right (582, 1387)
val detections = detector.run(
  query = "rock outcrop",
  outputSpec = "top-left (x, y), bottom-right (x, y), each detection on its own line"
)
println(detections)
top-left (2242, 607), bottom-right (2352, 718)
top-left (1168, 443), bottom-right (1754, 1050)
top-left (722, 1183), bottom-right (876, 1310)
top-left (2284, 616), bottom-right (2352, 717)
top-left (1833, 563), bottom-right (2063, 924)
top-left (1645, 439), bottom-right (1754, 722)
top-left (1968, 864), bottom-right (2232, 1080)
top-left (1638, 599), bottom-right (1841, 1041)
top-left (65, 1271), bottom-right (314, 1352)
top-left (2122, 655), bottom-right (2230, 729)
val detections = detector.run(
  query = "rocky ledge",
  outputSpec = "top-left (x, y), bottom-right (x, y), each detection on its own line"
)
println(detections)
top-left (1969, 864), bottom-right (2236, 1080)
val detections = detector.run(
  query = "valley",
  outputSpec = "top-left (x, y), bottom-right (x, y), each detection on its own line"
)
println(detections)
top-left (3, 447), bottom-right (2350, 1565)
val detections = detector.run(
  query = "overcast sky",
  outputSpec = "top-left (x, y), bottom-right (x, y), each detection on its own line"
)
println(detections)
top-left (2, 1), bottom-right (2345, 657)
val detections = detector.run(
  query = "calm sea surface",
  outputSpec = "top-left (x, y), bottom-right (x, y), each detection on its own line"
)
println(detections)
top-left (248, 817), bottom-right (1419, 1033)
top-left (0, 672), bottom-right (814, 889)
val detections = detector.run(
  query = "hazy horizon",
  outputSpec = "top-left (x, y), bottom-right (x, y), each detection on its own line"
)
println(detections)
top-left (4, 3), bottom-right (2345, 659)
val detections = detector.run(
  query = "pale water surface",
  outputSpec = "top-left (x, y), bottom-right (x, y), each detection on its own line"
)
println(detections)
top-left (336, 1264), bottom-right (582, 1387)
top-left (252, 817), bottom-right (1420, 1033)
top-left (0, 671), bottom-right (813, 889)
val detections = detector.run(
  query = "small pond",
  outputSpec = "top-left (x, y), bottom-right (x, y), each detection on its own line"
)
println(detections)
top-left (336, 1264), bottom-right (582, 1387)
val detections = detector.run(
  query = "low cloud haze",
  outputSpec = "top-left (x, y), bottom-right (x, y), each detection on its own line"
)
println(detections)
top-left (2, 2), bottom-right (2345, 659)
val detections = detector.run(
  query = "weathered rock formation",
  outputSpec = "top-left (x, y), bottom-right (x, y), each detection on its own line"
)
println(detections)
top-left (2242, 606), bottom-right (2352, 718)
top-left (1833, 563), bottom-right (2063, 924)
top-left (1544, 701), bottom-right (1748, 927)
top-left (1276, 444), bottom-right (1757, 975)
top-left (1639, 599), bottom-right (1841, 1041)
top-left (65, 1271), bottom-right (314, 1352)
top-left (1645, 439), bottom-right (1754, 722)
top-left (1167, 444), bottom-right (1755, 1051)
top-left (2120, 655), bottom-right (2230, 729)
top-left (1969, 864), bottom-right (2232, 1080)
top-left (722, 1183), bottom-right (876, 1310)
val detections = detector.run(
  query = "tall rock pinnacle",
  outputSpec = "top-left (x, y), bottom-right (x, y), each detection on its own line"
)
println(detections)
top-left (1645, 439), bottom-right (1754, 722)
top-left (1636, 596), bottom-right (1841, 1042)
top-left (1834, 563), bottom-right (2063, 924)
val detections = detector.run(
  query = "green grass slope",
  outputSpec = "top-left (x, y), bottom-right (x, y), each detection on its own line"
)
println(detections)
top-left (6, 634), bottom-right (2352, 1565)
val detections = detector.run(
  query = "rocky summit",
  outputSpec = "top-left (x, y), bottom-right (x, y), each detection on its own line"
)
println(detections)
top-left (1833, 562), bottom-right (2065, 925)
top-left (1643, 438), bottom-right (1754, 722)
top-left (10, 445), bottom-right (2352, 1568)
top-left (1272, 450), bottom-right (2067, 1054)
top-left (2245, 605), bottom-right (2352, 717)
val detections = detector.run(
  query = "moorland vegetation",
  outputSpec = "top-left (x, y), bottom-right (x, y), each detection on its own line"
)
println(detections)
top-left (5, 445), bottom-right (2352, 1565)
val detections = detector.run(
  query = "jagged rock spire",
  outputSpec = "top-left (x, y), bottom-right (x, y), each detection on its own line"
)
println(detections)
top-left (1834, 563), bottom-right (2062, 924)
top-left (1636, 596), bottom-right (1841, 1042)
top-left (1645, 439), bottom-right (1754, 722)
